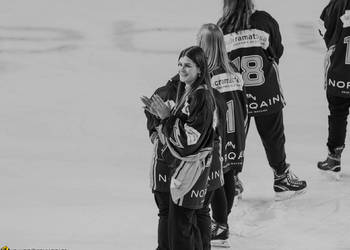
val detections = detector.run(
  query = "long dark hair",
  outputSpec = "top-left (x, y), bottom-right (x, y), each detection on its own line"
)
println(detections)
top-left (217, 0), bottom-right (254, 33)
top-left (175, 46), bottom-right (215, 113)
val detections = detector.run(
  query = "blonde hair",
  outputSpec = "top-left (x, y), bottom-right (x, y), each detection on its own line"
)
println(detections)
top-left (197, 23), bottom-right (237, 75)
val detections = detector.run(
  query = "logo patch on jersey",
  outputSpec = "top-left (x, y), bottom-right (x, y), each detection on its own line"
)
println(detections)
top-left (165, 100), bottom-right (176, 110)
top-left (341, 10), bottom-right (350, 28)
top-left (211, 73), bottom-right (244, 93)
top-left (225, 141), bottom-right (236, 150)
top-left (181, 100), bottom-right (190, 116)
top-left (224, 29), bottom-right (270, 52)
top-left (184, 123), bottom-right (201, 145)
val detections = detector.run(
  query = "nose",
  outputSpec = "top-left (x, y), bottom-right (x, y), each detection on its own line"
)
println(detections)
top-left (178, 66), bottom-right (186, 74)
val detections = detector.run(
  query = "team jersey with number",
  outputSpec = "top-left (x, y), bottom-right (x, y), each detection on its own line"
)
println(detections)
top-left (320, 0), bottom-right (350, 97)
top-left (219, 10), bottom-right (286, 116)
top-left (145, 75), bottom-right (179, 192)
top-left (210, 67), bottom-right (247, 173)
top-left (161, 83), bottom-right (215, 208)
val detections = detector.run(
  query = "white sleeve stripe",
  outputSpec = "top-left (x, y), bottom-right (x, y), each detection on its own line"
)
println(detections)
top-left (184, 124), bottom-right (201, 146)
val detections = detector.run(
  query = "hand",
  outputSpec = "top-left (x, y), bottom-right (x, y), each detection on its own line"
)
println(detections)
top-left (141, 95), bottom-right (158, 117)
top-left (151, 94), bottom-right (171, 120)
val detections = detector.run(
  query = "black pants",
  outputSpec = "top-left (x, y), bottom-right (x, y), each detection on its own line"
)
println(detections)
top-left (168, 201), bottom-right (203, 250)
top-left (154, 191), bottom-right (170, 250)
top-left (196, 190), bottom-right (214, 250)
top-left (155, 190), bottom-right (213, 250)
top-left (211, 168), bottom-right (236, 224)
top-left (327, 93), bottom-right (350, 152)
top-left (247, 110), bottom-right (287, 175)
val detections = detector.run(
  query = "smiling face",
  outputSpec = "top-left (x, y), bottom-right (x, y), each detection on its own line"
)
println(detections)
top-left (178, 56), bottom-right (201, 86)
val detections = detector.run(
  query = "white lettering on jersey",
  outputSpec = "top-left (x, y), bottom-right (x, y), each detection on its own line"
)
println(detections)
top-left (211, 73), bottom-right (244, 93)
top-left (341, 10), bottom-right (350, 28)
top-left (224, 29), bottom-right (270, 52)
top-left (184, 123), bottom-right (201, 145)
top-left (328, 79), bottom-right (350, 89)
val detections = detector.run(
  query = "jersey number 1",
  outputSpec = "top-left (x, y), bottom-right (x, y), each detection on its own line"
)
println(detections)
top-left (345, 36), bottom-right (350, 65)
top-left (226, 100), bottom-right (235, 133)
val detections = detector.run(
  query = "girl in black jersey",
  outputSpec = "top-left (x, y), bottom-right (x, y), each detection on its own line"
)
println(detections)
top-left (143, 46), bottom-right (216, 250)
top-left (197, 23), bottom-right (247, 247)
top-left (218, 0), bottom-right (307, 200)
top-left (144, 76), bottom-right (179, 250)
top-left (318, 0), bottom-right (350, 180)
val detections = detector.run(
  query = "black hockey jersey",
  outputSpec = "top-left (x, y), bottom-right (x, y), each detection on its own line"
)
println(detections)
top-left (320, 0), bottom-right (350, 97)
top-left (161, 83), bottom-right (215, 208)
top-left (219, 10), bottom-right (286, 116)
top-left (162, 84), bottom-right (215, 158)
top-left (210, 67), bottom-right (247, 173)
top-left (145, 75), bottom-right (179, 192)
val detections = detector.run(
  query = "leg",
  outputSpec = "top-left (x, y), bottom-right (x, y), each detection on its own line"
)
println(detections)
top-left (211, 187), bottom-right (227, 225)
top-left (210, 184), bottom-right (230, 247)
top-left (223, 169), bottom-right (236, 216)
top-left (255, 111), bottom-right (306, 199)
top-left (196, 191), bottom-right (214, 250)
top-left (168, 201), bottom-right (200, 250)
top-left (154, 191), bottom-right (170, 250)
top-left (326, 93), bottom-right (350, 152)
top-left (254, 111), bottom-right (287, 175)
top-left (317, 94), bottom-right (350, 178)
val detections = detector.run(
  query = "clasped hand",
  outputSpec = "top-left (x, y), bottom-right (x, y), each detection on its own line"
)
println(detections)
top-left (141, 94), bottom-right (171, 120)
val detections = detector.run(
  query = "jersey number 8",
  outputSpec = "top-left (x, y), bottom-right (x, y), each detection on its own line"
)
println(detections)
top-left (232, 55), bottom-right (265, 87)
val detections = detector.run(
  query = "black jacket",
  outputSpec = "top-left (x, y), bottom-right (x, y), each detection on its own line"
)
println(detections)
top-left (220, 10), bottom-right (286, 116)
top-left (321, 0), bottom-right (350, 97)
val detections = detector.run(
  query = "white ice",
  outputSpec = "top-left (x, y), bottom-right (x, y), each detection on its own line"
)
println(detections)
top-left (0, 0), bottom-right (349, 249)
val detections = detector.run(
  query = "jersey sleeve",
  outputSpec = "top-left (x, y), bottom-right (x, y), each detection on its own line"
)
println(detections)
top-left (320, 0), bottom-right (347, 48)
top-left (144, 77), bottom-right (177, 143)
top-left (266, 13), bottom-right (284, 63)
top-left (162, 89), bottom-right (214, 157)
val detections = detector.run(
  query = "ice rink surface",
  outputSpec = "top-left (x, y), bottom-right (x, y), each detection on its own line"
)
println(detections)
top-left (0, 0), bottom-right (349, 249)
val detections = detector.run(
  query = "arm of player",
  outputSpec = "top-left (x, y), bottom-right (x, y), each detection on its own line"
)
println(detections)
top-left (162, 89), bottom-right (214, 157)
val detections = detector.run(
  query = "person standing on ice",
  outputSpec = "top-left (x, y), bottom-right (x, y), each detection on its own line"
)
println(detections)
top-left (217, 0), bottom-right (307, 200)
top-left (196, 23), bottom-right (247, 247)
top-left (318, 0), bottom-right (350, 180)
top-left (143, 75), bottom-right (179, 250)
top-left (142, 46), bottom-right (216, 250)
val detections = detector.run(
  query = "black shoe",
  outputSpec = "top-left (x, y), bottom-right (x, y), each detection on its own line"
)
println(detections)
top-left (211, 220), bottom-right (230, 247)
top-left (317, 146), bottom-right (344, 180)
top-left (274, 166), bottom-right (307, 201)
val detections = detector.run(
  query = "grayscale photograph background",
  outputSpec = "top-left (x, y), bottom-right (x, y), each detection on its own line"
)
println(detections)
top-left (0, 0), bottom-right (349, 249)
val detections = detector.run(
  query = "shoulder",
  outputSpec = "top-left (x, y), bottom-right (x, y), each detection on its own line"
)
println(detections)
top-left (155, 74), bottom-right (180, 96)
top-left (189, 86), bottom-right (214, 107)
top-left (252, 10), bottom-right (274, 20)
top-left (166, 74), bottom-right (181, 89)
top-left (321, 0), bottom-right (350, 20)
top-left (169, 74), bottom-right (180, 83)
top-left (331, 0), bottom-right (349, 10)
top-left (211, 67), bottom-right (225, 77)
top-left (252, 10), bottom-right (279, 26)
